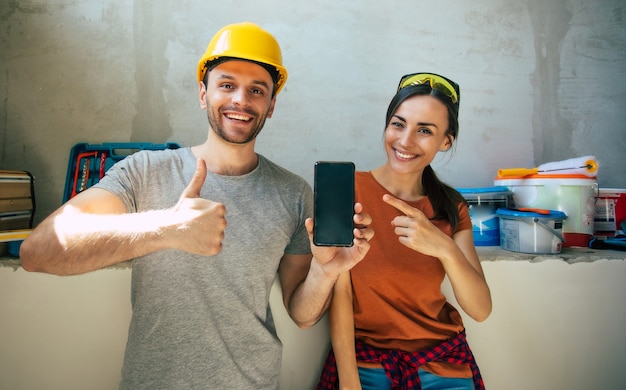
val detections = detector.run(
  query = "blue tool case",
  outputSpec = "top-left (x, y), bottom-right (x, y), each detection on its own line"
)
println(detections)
top-left (63, 142), bottom-right (180, 203)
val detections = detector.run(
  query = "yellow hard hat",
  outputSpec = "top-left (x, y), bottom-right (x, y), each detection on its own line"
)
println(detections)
top-left (197, 22), bottom-right (288, 95)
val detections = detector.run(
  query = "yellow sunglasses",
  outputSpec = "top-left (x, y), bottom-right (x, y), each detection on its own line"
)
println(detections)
top-left (397, 72), bottom-right (460, 105)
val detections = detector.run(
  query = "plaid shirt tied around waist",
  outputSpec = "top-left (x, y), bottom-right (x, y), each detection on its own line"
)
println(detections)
top-left (316, 330), bottom-right (485, 390)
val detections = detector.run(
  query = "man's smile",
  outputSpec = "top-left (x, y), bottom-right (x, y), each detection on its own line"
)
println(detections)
top-left (225, 112), bottom-right (253, 122)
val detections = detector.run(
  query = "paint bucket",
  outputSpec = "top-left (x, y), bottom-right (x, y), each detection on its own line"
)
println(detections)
top-left (494, 174), bottom-right (597, 247)
top-left (496, 208), bottom-right (567, 254)
top-left (457, 186), bottom-right (512, 246)
top-left (594, 188), bottom-right (626, 235)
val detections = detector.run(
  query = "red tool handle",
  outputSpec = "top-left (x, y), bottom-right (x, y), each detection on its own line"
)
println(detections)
top-left (70, 151), bottom-right (98, 198)
top-left (99, 152), bottom-right (107, 179)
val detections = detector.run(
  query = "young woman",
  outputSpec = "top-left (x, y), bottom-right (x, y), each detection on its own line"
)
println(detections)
top-left (317, 73), bottom-right (492, 390)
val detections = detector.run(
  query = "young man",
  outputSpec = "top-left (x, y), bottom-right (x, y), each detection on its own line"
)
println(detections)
top-left (20, 22), bottom-right (373, 389)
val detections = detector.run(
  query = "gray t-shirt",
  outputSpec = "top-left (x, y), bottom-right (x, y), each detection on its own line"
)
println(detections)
top-left (95, 147), bottom-right (313, 389)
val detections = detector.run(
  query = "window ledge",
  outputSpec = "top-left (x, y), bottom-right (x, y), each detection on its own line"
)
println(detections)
top-left (1, 247), bottom-right (624, 271)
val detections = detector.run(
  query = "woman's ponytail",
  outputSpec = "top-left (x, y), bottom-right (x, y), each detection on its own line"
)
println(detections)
top-left (422, 165), bottom-right (466, 232)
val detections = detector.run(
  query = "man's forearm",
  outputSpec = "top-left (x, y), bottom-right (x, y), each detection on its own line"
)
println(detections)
top-left (20, 206), bottom-right (172, 275)
top-left (288, 258), bottom-right (339, 329)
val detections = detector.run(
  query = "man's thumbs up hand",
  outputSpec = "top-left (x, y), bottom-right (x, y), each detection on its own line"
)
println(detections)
top-left (169, 159), bottom-right (226, 256)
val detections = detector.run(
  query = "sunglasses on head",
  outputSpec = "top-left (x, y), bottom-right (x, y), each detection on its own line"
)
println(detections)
top-left (397, 72), bottom-right (460, 105)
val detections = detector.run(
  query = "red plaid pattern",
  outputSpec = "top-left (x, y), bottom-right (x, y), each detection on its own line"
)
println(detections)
top-left (317, 330), bottom-right (485, 390)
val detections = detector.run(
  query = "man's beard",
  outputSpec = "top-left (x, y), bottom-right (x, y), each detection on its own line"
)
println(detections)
top-left (207, 104), bottom-right (268, 145)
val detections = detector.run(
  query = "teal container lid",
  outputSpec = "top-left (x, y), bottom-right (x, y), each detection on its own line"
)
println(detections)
top-left (457, 186), bottom-right (511, 194)
top-left (457, 186), bottom-right (512, 202)
top-left (496, 208), bottom-right (567, 220)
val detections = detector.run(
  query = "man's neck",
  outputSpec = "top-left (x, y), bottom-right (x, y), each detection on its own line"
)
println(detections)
top-left (191, 135), bottom-right (259, 176)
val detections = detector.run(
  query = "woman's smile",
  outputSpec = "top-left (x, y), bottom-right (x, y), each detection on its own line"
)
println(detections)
top-left (393, 148), bottom-right (418, 160)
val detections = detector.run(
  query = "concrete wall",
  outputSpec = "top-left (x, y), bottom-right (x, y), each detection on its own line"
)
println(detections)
top-left (1, 0), bottom-right (624, 223)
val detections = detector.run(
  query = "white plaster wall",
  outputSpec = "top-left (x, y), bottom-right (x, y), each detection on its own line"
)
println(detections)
top-left (1, 257), bottom-right (625, 389)
top-left (451, 259), bottom-right (626, 390)
top-left (0, 267), bottom-right (132, 390)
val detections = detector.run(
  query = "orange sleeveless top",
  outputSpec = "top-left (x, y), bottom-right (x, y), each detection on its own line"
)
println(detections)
top-left (351, 171), bottom-right (473, 377)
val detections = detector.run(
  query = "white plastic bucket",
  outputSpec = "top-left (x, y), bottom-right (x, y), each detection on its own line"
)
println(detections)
top-left (457, 187), bottom-right (512, 246)
top-left (494, 175), bottom-right (597, 247)
top-left (496, 208), bottom-right (567, 254)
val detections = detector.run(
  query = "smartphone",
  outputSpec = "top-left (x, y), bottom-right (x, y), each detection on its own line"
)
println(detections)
top-left (313, 161), bottom-right (355, 247)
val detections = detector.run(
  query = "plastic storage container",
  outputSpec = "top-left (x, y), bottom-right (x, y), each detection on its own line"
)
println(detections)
top-left (496, 208), bottom-right (567, 254)
top-left (494, 174), bottom-right (596, 247)
top-left (457, 186), bottom-right (512, 246)
top-left (594, 188), bottom-right (626, 236)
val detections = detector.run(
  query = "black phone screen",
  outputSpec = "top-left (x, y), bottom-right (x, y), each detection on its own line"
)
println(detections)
top-left (313, 161), bottom-right (355, 247)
